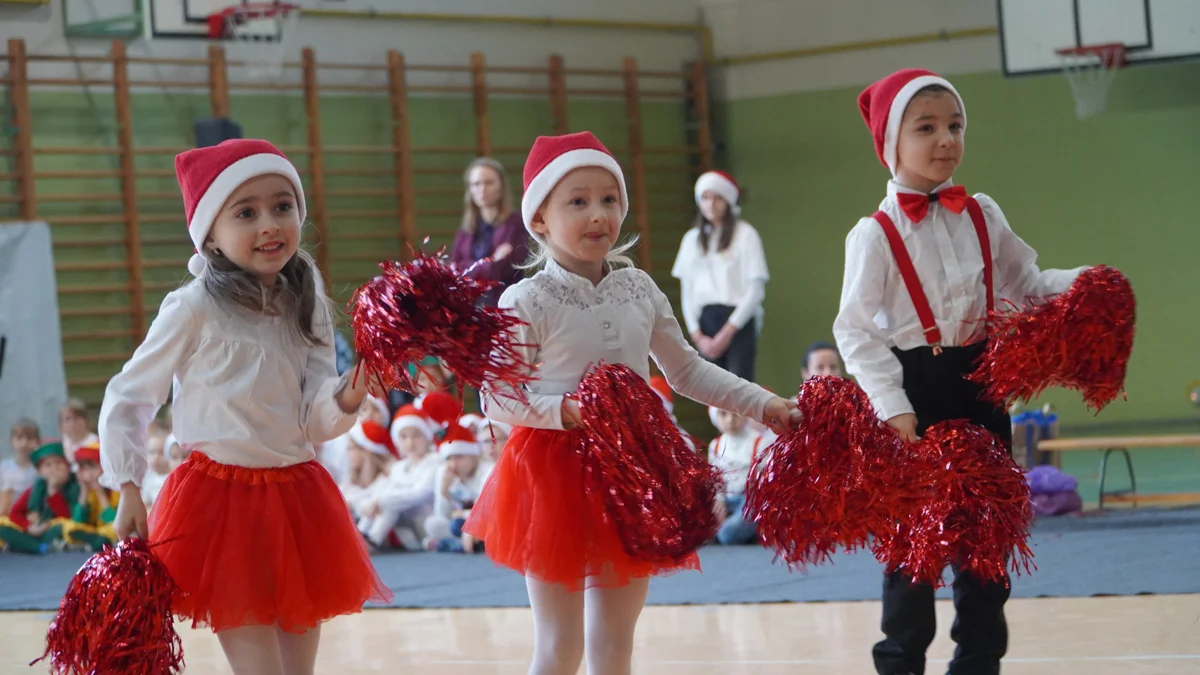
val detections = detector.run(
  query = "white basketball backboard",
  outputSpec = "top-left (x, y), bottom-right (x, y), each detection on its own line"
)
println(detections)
top-left (149, 0), bottom-right (285, 40)
top-left (998, 0), bottom-right (1200, 76)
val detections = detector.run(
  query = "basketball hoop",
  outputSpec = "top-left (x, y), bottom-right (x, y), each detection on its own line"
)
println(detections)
top-left (208, 1), bottom-right (299, 80)
top-left (1055, 43), bottom-right (1126, 119)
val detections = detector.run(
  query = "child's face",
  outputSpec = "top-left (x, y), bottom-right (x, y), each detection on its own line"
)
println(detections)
top-left (358, 404), bottom-right (387, 426)
top-left (803, 348), bottom-right (844, 380)
top-left (895, 90), bottom-right (963, 191)
top-left (208, 174), bottom-right (302, 285)
top-left (395, 427), bottom-right (430, 459)
top-left (168, 443), bottom-right (189, 468)
top-left (468, 164), bottom-right (504, 211)
top-left (699, 191), bottom-right (729, 223)
top-left (37, 456), bottom-right (71, 487)
top-left (76, 461), bottom-right (103, 486)
top-left (10, 432), bottom-right (39, 459)
top-left (447, 454), bottom-right (480, 477)
top-left (531, 167), bottom-right (623, 269)
top-left (717, 409), bottom-right (747, 435)
top-left (146, 433), bottom-right (165, 459)
top-left (415, 366), bottom-right (446, 395)
top-left (484, 431), bottom-right (508, 462)
top-left (59, 409), bottom-right (89, 440)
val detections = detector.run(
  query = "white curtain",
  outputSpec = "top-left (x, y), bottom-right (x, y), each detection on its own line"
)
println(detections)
top-left (0, 221), bottom-right (67, 450)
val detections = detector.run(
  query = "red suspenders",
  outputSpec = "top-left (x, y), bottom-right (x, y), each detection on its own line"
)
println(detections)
top-left (871, 197), bottom-right (993, 356)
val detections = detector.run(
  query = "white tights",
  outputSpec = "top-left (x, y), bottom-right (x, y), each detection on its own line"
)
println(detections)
top-left (217, 624), bottom-right (321, 675)
top-left (526, 576), bottom-right (649, 675)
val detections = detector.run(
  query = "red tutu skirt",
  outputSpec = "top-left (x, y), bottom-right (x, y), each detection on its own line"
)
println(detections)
top-left (149, 452), bottom-right (392, 634)
top-left (464, 427), bottom-right (700, 591)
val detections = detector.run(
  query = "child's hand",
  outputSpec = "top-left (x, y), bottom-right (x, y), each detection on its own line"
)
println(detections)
top-left (762, 397), bottom-right (802, 435)
top-left (115, 484), bottom-right (148, 540)
top-left (361, 500), bottom-right (382, 519)
top-left (561, 398), bottom-right (583, 430)
top-left (461, 532), bottom-right (477, 555)
top-left (27, 521), bottom-right (50, 537)
top-left (494, 243), bottom-right (514, 260)
top-left (887, 413), bottom-right (919, 443)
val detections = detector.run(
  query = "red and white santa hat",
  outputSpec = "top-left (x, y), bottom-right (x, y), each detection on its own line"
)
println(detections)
top-left (857, 68), bottom-right (967, 176)
top-left (361, 395), bottom-right (389, 422)
top-left (439, 423), bottom-right (482, 458)
top-left (649, 376), bottom-right (674, 413)
top-left (520, 131), bottom-right (628, 241)
top-left (417, 391), bottom-right (464, 432)
top-left (390, 404), bottom-right (434, 449)
top-left (174, 139), bottom-right (306, 277)
top-left (476, 419), bottom-right (512, 442)
top-left (350, 419), bottom-right (398, 459)
top-left (694, 171), bottom-right (741, 217)
top-left (708, 405), bottom-right (724, 429)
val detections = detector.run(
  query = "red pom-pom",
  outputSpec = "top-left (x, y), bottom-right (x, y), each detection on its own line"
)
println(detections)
top-left (349, 250), bottom-right (534, 402)
top-left (574, 363), bottom-right (723, 563)
top-left (873, 421), bottom-right (1035, 587)
top-left (34, 538), bottom-right (184, 675)
top-left (745, 376), bottom-right (904, 569)
top-left (969, 265), bottom-right (1135, 412)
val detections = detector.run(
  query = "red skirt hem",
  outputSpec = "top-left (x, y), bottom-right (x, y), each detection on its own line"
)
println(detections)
top-left (149, 452), bottom-right (393, 633)
top-left (464, 427), bottom-right (701, 592)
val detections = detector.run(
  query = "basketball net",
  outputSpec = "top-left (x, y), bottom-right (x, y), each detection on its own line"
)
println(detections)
top-left (1055, 43), bottom-right (1125, 120)
top-left (210, 2), bottom-right (299, 80)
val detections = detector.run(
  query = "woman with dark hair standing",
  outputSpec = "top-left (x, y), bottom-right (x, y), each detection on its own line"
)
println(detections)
top-left (450, 157), bottom-right (529, 306)
top-left (671, 171), bottom-right (769, 382)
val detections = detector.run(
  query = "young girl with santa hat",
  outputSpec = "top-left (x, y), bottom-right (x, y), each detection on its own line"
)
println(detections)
top-left (98, 139), bottom-right (391, 674)
top-left (670, 170), bottom-right (770, 381)
top-left (464, 131), bottom-right (801, 674)
top-left (835, 68), bottom-right (1090, 675)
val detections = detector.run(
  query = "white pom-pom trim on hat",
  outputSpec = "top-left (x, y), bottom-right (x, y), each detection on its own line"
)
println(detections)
top-left (349, 422), bottom-right (391, 457)
top-left (185, 152), bottom-right (306, 277)
top-left (441, 439), bottom-right (482, 457)
top-left (694, 172), bottom-right (741, 217)
top-left (520, 148), bottom-right (629, 242)
top-left (390, 415), bottom-right (434, 450)
top-left (708, 406), bottom-right (723, 429)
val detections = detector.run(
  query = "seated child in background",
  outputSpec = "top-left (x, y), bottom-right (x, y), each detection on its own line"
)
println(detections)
top-left (801, 340), bottom-right (844, 381)
top-left (59, 398), bottom-right (99, 463)
top-left (340, 420), bottom-right (398, 512)
top-left (66, 443), bottom-right (119, 552)
top-left (358, 406), bottom-right (442, 551)
top-left (140, 426), bottom-right (171, 507)
top-left (320, 395), bottom-right (390, 485)
top-left (477, 420), bottom-right (511, 463)
top-left (1, 418), bottom-right (40, 516)
top-left (0, 443), bottom-right (78, 554)
top-left (708, 406), bottom-right (767, 546)
top-left (425, 429), bottom-right (495, 554)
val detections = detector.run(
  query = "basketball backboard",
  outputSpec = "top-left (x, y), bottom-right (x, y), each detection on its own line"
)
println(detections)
top-left (998, 0), bottom-right (1200, 76)
top-left (149, 0), bottom-right (285, 40)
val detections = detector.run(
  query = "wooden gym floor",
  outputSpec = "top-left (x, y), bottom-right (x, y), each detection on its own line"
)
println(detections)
top-left (3, 595), bottom-right (1198, 674)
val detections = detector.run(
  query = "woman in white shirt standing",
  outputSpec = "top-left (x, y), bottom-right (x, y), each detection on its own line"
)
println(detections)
top-left (99, 139), bottom-right (391, 674)
top-left (671, 171), bottom-right (770, 381)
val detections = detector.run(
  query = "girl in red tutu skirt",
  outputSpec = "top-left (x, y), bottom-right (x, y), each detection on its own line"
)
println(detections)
top-left (98, 139), bottom-right (392, 675)
top-left (464, 132), bottom-right (801, 674)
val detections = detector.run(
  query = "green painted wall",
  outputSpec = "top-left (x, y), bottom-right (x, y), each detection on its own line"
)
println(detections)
top-left (2, 91), bottom-right (695, 406)
top-left (721, 61), bottom-right (1200, 428)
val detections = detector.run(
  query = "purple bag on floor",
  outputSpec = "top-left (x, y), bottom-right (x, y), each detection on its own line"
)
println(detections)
top-left (1030, 490), bottom-right (1083, 516)
top-left (1025, 466), bottom-right (1082, 515)
top-left (1025, 465), bottom-right (1078, 495)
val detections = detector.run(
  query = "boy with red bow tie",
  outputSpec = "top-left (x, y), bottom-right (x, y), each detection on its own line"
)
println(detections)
top-left (833, 69), bottom-right (1089, 675)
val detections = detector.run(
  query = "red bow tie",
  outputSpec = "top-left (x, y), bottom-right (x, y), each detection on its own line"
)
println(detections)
top-left (897, 186), bottom-right (969, 222)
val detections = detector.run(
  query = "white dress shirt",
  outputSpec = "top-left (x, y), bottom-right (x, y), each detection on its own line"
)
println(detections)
top-left (708, 429), bottom-right (763, 498)
top-left (483, 258), bottom-right (774, 430)
top-left (375, 452), bottom-right (441, 513)
top-left (833, 180), bottom-right (1087, 422)
top-left (98, 279), bottom-right (359, 490)
top-left (670, 220), bottom-right (770, 333)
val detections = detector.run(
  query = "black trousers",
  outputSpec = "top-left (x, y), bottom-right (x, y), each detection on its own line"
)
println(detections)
top-left (873, 343), bottom-right (1012, 675)
top-left (699, 304), bottom-right (758, 382)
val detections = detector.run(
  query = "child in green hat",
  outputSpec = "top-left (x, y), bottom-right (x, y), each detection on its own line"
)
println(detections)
top-left (0, 442), bottom-right (79, 554)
